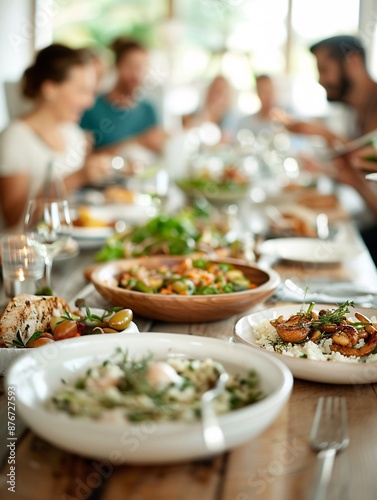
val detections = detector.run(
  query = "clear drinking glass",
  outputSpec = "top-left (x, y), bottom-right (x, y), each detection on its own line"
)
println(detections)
top-left (1, 234), bottom-right (45, 297)
top-left (24, 200), bottom-right (72, 289)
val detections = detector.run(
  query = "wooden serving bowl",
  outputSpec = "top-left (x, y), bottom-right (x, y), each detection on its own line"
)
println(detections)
top-left (90, 256), bottom-right (280, 323)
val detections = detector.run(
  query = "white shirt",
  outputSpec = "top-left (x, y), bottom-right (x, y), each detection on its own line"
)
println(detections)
top-left (0, 120), bottom-right (87, 229)
top-left (0, 119), bottom-right (86, 193)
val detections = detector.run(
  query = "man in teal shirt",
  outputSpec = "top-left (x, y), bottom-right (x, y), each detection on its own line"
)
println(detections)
top-left (81, 38), bottom-right (165, 153)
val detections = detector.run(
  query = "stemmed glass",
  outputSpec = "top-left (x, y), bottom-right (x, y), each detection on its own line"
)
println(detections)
top-left (24, 199), bottom-right (72, 290)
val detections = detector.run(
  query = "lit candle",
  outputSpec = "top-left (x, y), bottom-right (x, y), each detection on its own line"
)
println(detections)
top-left (17, 268), bottom-right (25, 282)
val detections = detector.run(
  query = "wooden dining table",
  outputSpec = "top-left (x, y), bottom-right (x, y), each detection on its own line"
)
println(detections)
top-left (1, 218), bottom-right (377, 500)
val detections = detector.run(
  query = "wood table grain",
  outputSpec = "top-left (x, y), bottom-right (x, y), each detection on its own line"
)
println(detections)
top-left (1, 221), bottom-right (377, 500)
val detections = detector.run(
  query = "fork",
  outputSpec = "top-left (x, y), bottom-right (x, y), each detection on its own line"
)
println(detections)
top-left (200, 363), bottom-right (229, 454)
top-left (309, 397), bottom-right (349, 500)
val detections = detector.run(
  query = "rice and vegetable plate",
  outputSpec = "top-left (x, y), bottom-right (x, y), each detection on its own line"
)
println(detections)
top-left (50, 349), bottom-right (263, 423)
top-left (254, 301), bottom-right (377, 363)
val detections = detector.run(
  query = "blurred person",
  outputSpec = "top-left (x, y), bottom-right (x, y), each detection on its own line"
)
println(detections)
top-left (80, 37), bottom-right (166, 154)
top-left (237, 75), bottom-right (276, 136)
top-left (272, 108), bottom-right (344, 147)
top-left (310, 35), bottom-right (377, 135)
top-left (275, 35), bottom-right (377, 264)
top-left (307, 34), bottom-right (377, 206)
top-left (235, 75), bottom-right (324, 151)
top-left (278, 35), bottom-right (377, 144)
top-left (0, 44), bottom-right (112, 229)
top-left (183, 75), bottom-right (239, 142)
top-left (333, 149), bottom-right (377, 264)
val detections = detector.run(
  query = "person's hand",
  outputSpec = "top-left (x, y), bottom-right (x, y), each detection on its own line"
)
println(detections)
top-left (137, 127), bottom-right (169, 152)
top-left (348, 144), bottom-right (377, 171)
top-left (82, 153), bottom-right (113, 184)
top-left (333, 157), bottom-right (366, 188)
top-left (297, 154), bottom-right (325, 173)
top-left (271, 109), bottom-right (345, 147)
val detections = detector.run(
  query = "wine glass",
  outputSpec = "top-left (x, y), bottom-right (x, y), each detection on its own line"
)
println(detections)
top-left (24, 199), bottom-right (72, 290)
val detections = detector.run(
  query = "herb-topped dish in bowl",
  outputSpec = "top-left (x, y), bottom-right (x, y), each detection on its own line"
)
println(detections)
top-left (6, 333), bottom-right (293, 463)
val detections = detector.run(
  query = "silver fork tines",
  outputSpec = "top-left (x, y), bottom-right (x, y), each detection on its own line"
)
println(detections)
top-left (309, 397), bottom-right (349, 500)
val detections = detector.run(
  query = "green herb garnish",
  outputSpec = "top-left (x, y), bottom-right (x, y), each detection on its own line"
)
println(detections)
top-left (311, 301), bottom-right (355, 328)
top-left (12, 330), bottom-right (44, 348)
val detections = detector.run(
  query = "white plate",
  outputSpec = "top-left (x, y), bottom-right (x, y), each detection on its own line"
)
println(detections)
top-left (258, 237), bottom-right (362, 264)
top-left (71, 226), bottom-right (113, 240)
top-left (6, 333), bottom-right (293, 464)
top-left (0, 307), bottom-right (139, 375)
top-left (235, 304), bottom-right (377, 384)
top-left (72, 203), bottom-right (158, 249)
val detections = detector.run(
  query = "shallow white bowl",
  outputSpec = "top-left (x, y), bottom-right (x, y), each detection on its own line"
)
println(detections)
top-left (235, 304), bottom-right (377, 384)
top-left (7, 333), bottom-right (293, 464)
top-left (0, 307), bottom-right (139, 375)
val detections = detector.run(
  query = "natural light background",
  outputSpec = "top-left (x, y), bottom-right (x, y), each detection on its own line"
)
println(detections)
top-left (51, 0), bottom-right (361, 122)
top-left (0, 0), bottom-right (369, 131)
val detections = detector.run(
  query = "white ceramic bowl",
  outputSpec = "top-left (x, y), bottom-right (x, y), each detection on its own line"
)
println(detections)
top-left (0, 308), bottom-right (139, 375)
top-left (7, 333), bottom-right (293, 464)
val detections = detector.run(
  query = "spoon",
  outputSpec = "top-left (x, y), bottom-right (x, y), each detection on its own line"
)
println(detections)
top-left (200, 363), bottom-right (229, 454)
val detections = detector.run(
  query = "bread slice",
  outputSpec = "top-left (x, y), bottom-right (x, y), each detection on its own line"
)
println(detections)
top-left (0, 294), bottom-right (70, 347)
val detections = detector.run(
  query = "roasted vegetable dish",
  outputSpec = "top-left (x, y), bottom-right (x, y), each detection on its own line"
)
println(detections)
top-left (119, 258), bottom-right (258, 295)
top-left (0, 294), bottom-right (133, 349)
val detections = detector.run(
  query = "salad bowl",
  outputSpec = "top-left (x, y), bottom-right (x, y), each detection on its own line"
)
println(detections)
top-left (90, 256), bottom-right (280, 322)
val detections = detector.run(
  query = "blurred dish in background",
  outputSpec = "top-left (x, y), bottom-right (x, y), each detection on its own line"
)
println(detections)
top-left (102, 186), bottom-right (136, 204)
top-left (176, 144), bottom-right (252, 205)
top-left (94, 210), bottom-right (252, 263)
top-left (177, 166), bottom-right (250, 205)
top-left (265, 185), bottom-right (347, 223)
top-left (265, 204), bottom-right (318, 238)
top-left (258, 237), bottom-right (362, 265)
top-left (71, 202), bottom-right (158, 250)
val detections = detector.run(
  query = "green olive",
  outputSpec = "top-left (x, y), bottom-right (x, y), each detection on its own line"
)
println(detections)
top-left (109, 309), bottom-right (133, 331)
